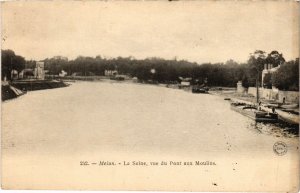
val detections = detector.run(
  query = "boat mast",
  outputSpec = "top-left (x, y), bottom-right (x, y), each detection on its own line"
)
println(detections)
top-left (256, 73), bottom-right (259, 103)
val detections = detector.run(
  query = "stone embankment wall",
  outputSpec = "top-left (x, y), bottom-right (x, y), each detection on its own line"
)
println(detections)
top-left (247, 87), bottom-right (299, 103)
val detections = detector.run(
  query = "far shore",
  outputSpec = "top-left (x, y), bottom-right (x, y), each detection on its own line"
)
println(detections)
top-left (7, 75), bottom-right (299, 105)
top-left (47, 75), bottom-right (299, 106)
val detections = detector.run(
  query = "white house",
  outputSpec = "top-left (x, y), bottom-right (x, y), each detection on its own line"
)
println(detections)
top-left (104, 70), bottom-right (118, 76)
top-left (34, 61), bottom-right (45, 80)
top-left (179, 77), bottom-right (192, 86)
top-left (261, 63), bottom-right (280, 87)
top-left (59, 70), bottom-right (68, 77)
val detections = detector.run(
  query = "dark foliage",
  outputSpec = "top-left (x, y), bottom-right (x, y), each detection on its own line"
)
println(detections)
top-left (1, 49), bottom-right (26, 80)
top-left (272, 58), bottom-right (299, 91)
top-left (2, 49), bottom-right (298, 91)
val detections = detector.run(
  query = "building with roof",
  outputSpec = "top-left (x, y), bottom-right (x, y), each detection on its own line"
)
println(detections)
top-left (261, 63), bottom-right (280, 88)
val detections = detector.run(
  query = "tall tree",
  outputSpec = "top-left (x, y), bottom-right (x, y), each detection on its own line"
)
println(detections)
top-left (1, 49), bottom-right (15, 80)
top-left (247, 50), bottom-right (267, 102)
top-left (13, 55), bottom-right (26, 78)
top-left (1, 49), bottom-right (26, 80)
top-left (265, 50), bottom-right (285, 67)
top-left (272, 58), bottom-right (299, 91)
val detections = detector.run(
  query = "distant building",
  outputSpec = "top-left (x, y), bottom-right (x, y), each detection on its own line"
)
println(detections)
top-left (11, 70), bottom-right (18, 79)
top-left (59, 70), bottom-right (68, 77)
top-left (19, 69), bottom-right (34, 79)
top-left (180, 81), bottom-right (190, 86)
top-left (34, 61), bottom-right (45, 80)
top-left (53, 56), bottom-right (68, 61)
top-left (132, 77), bottom-right (138, 83)
top-left (261, 63), bottom-right (280, 87)
top-left (179, 77), bottom-right (192, 86)
top-left (105, 70), bottom-right (118, 76)
top-left (237, 81), bottom-right (246, 93)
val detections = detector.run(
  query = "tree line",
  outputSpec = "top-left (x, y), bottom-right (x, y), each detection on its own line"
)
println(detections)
top-left (1, 49), bottom-right (299, 91)
top-left (1, 49), bottom-right (25, 80)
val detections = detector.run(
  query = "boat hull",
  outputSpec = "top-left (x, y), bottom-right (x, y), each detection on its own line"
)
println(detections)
top-left (261, 106), bottom-right (299, 125)
top-left (231, 104), bottom-right (278, 123)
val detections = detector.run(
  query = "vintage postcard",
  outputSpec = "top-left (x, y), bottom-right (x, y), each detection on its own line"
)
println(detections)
top-left (1, 1), bottom-right (299, 192)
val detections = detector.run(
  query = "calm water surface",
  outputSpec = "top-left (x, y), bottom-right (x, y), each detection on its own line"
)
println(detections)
top-left (2, 81), bottom-right (299, 191)
top-left (2, 81), bottom-right (298, 155)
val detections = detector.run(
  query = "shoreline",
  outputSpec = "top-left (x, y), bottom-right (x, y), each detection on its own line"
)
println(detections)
top-left (1, 79), bottom-right (69, 101)
top-left (209, 89), bottom-right (299, 126)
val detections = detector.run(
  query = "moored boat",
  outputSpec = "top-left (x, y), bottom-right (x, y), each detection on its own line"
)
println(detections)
top-left (192, 86), bottom-right (209, 94)
top-left (231, 102), bottom-right (278, 122)
top-left (261, 106), bottom-right (299, 125)
top-left (265, 103), bottom-right (299, 109)
top-left (265, 103), bottom-right (280, 108)
top-left (280, 103), bottom-right (299, 109)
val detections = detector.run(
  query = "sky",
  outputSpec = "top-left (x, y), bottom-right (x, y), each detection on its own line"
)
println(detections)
top-left (1, 1), bottom-right (299, 64)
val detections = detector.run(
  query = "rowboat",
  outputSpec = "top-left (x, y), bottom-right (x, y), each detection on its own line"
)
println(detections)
top-left (265, 103), bottom-right (280, 108)
top-left (261, 106), bottom-right (299, 125)
top-left (280, 104), bottom-right (299, 109)
top-left (231, 102), bottom-right (278, 122)
top-left (265, 102), bottom-right (298, 109)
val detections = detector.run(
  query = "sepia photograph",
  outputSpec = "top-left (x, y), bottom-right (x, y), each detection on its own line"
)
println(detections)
top-left (1, 1), bottom-right (299, 192)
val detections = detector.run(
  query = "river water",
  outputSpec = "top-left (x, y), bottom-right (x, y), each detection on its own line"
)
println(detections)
top-left (2, 81), bottom-right (299, 191)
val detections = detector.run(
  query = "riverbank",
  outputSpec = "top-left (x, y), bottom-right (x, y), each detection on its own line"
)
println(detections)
top-left (209, 88), bottom-right (257, 103)
top-left (11, 79), bottom-right (69, 91)
top-left (2, 79), bottom-right (69, 101)
top-left (2, 82), bottom-right (26, 101)
top-left (210, 89), bottom-right (299, 126)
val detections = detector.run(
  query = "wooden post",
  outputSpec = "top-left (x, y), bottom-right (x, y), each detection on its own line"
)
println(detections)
top-left (256, 73), bottom-right (259, 103)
